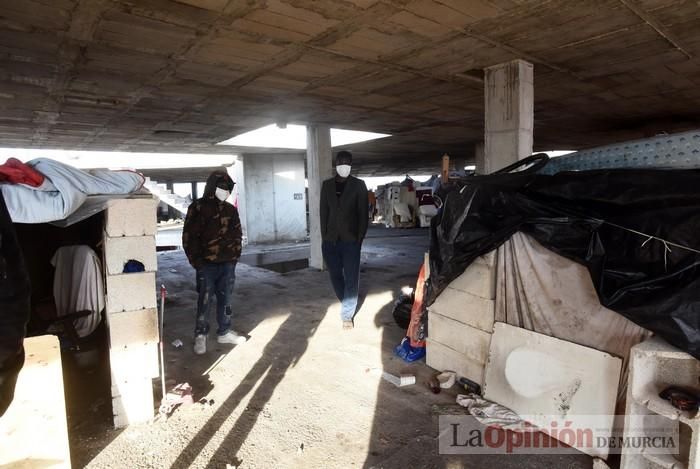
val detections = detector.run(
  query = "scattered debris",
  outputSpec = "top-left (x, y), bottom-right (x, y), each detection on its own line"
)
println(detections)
top-left (458, 377), bottom-right (481, 395)
top-left (427, 376), bottom-right (441, 394)
top-left (171, 339), bottom-right (183, 348)
top-left (366, 367), bottom-right (415, 387)
top-left (436, 371), bottom-right (456, 389)
top-left (160, 383), bottom-right (194, 417)
top-left (456, 394), bottom-right (526, 431)
top-left (382, 371), bottom-right (415, 387)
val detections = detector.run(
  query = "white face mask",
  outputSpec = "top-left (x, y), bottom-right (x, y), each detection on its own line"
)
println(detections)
top-left (215, 188), bottom-right (230, 202)
top-left (336, 164), bottom-right (351, 178)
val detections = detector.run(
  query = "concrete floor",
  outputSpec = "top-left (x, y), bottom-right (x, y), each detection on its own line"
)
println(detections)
top-left (76, 226), bottom-right (592, 469)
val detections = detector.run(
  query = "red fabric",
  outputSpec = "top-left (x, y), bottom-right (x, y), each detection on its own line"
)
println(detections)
top-left (0, 158), bottom-right (44, 187)
top-left (407, 264), bottom-right (427, 348)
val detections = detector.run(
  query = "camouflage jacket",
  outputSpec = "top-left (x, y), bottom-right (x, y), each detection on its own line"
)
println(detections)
top-left (182, 197), bottom-right (242, 268)
top-left (183, 169), bottom-right (242, 268)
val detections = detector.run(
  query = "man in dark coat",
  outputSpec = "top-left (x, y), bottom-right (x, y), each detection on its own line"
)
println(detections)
top-left (0, 192), bottom-right (30, 416)
top-left (320, 151), bottom-right (369, 329)
top-left (183, 169), bottom-right (246, 354)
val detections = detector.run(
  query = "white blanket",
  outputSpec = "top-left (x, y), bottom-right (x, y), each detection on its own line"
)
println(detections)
top-left (0, 158), bottom-right (144, 223)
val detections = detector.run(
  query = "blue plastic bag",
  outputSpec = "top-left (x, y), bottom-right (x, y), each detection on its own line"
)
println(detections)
top-left (394, 337), bottom-right (426, 363)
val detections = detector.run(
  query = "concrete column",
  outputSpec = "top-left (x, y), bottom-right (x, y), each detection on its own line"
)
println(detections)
top-left (306, 125), bottom-right (333, 270)
top-left (484, 59), bottom-right (533, 174)
top-left (228, 158), bottom-right (247, 244)
top-left (190, 181), bottom-right (198, 200)
top-left (474, 142), bottom-right (485, 175)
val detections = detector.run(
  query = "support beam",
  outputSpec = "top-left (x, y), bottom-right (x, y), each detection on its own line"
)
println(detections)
top-left (306, 125), bottom-right (333, 270)
top-left (474, 142), bottom-right (486, 175)
top-left (191, 181), bottom-right (198, 200)
top-left (484, 60), bottom-right (534, 174)
top-left (228, 159), bottom-right (247, 244)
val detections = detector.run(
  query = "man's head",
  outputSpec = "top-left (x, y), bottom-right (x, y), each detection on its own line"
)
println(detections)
top-left (205, 169), bottom-right (235, 201)
top-left (335, 151), bottom-right (352, 179)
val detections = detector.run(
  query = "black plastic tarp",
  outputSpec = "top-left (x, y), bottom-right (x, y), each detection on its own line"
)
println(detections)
top-left (428, 167), bottom-right (700, 359)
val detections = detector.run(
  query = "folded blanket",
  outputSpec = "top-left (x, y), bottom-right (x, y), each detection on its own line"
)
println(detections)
top-left (0, 158), bottom-right (144, 223)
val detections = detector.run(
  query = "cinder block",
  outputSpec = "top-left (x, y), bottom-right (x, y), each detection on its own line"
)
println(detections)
top-left (106, 272), bottom-right (156, 313)
top-left (104, 235), bottom-right (157, 275)
top-left (111, 376), bottom-right (154, 428)
top-left (428, 312), bottom-right (491, 364)
top-left (622, 337), bottom-right (700, 469)
top-left (107, 308), bottom-right (159, 348)
top-left (429, 286), bottom-right (495, 332)
top-left (448, 261), bottom-right (496, 300)
top-left (426, 338), bottom-right (485, 386)
top-left (105, 197), bottom-right (158, 237)
top-left (110, 341), bottom-right (159, 381)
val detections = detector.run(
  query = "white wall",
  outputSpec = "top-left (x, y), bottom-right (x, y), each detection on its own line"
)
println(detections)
top-left (243, 154), bottom-right (307, 244)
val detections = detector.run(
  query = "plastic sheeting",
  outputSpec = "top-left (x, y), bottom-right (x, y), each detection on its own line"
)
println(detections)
top-left (428, 168), bottom-right (700, 359)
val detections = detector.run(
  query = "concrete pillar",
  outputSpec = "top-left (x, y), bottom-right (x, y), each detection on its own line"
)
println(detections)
top-left (190, 181), bottom-right (198, 200)
top-left (484, 59), bottom-right (533, 174)
top-left (228, 158), bottom-right (247, 244)
top-left (306, 125), bottom-right (333, 270)
top-left (474, 142), bottom-right (485, 175)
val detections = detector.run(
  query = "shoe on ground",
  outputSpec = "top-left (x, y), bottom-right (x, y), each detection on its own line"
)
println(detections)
top-left (194, 334), bottom-right (207, 355)
top-left (342, 320), bottom-right (354, 330)
top-left (217, 331), bottom-right (247, 345)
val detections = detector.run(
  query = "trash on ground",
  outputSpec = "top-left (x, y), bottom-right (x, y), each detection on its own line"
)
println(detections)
top-left (168, 268), bottom-right (178, 273)
top-left (456, 394), bottom-right (526, 431)
top-left (436, 371), bottom-right (456, 389)
top-left (159, 382), bottom-right (194, 417)
top-left (427, 376), bottom-right (441, 394)
top-left (394, 337), bottom-right (425, 362)
top-left (381, 370), bottom-right (415, 387)
top-left (171, 339), bottom-right (183, 348)
top-left (366, 367), bottom-right (415, 387)
top-left (458, 376), bottom-right (481, 395)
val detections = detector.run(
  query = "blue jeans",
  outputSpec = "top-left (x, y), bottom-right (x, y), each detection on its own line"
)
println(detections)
top-left (322, 240), bottom-right (361, 321)
top-left (195, 262), bottom-right (236, 336)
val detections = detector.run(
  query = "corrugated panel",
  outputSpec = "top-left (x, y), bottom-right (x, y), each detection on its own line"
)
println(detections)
top-left (543, 130), bottom-right (700, 174)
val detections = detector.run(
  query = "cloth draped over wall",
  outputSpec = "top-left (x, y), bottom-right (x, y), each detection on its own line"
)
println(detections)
top-left (495, 232), bottom-right (652, 400)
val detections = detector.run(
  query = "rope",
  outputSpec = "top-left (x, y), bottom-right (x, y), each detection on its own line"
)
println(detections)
top-left (593, 218), bottom-right (700, 271)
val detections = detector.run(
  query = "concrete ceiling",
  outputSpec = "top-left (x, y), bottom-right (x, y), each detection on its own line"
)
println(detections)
top-left (1, 0), bottom-right (700, 175)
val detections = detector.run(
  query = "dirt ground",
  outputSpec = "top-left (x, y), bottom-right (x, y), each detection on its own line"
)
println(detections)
top-left (70, 227), bottom-right (593, 469)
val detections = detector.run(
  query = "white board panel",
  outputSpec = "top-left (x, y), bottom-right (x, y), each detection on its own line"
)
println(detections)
top-left (484, 322), bottom-right (622, 459)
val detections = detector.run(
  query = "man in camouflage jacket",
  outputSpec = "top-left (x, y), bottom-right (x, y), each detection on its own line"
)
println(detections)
top-left (183, 169), bottom-right (246, 355)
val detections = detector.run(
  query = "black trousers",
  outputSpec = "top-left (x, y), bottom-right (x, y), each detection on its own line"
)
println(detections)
top-left (0, 192), bottom-right (30, 416)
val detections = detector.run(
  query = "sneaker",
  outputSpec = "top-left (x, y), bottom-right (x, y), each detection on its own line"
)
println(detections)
top-left (342, 320), bottom-right (354, 330)
top-left (217, 331), bottom-right (247, 345)
top-left (194, 335), bottom-right (207, 355)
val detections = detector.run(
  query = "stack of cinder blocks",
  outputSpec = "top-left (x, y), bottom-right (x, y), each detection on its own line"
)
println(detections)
top-left (622, 337), bottom-right (700, 469)
top-left (426, 250), bottom-right (497, 386)
top-left (103, 197), bottom-right (159, 428)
